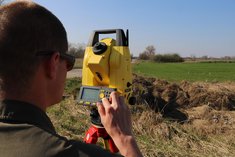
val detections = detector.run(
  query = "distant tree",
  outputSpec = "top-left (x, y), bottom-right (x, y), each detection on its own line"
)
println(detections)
top-left (190, 54), bottom-right (196, 61)
top-left (139, 45), bottom-right (156, 60)
top-left (67, 43), bottom-right (85, 58)
top-left (201, 55), bottom-right (208, 60)
top-left (144, 45), bottom-right (156, 57)
top-left (138, 52), bottom-right (149, 60)
top-left (222, 56), bottom-right (231, 60)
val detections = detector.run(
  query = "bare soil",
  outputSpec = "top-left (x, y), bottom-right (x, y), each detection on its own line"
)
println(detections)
top-left (129, 75), bottom-right (235, 156)
top-left (132, 74), bottom-right (235, 132)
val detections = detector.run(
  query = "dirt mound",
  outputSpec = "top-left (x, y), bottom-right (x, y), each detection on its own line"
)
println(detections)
top-left (132, 74), bottom-right (235, 121)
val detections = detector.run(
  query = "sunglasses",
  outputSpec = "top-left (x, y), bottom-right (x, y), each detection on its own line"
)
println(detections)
top-left (36, 51), bottom-right (75, 71)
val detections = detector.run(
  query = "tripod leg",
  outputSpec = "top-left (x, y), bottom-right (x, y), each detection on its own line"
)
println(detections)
top-left (84, 125), bottom-right (119, 153)
top-left (84, 126), bottom-right (98, 144)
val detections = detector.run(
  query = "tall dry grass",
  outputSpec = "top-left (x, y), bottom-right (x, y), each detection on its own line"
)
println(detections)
top-left (47, 99), bottom-right (235, 157)
top-left (47, 78), bottom-right (235, 156)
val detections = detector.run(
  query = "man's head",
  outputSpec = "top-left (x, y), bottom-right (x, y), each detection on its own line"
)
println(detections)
top-left (0, 1), bottom-right (69, 97)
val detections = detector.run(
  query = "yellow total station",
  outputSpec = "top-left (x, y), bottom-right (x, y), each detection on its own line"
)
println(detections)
top-left (81, 29), bottom-right (135, 105)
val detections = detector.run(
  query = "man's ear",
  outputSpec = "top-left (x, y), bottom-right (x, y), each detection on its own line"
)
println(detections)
top-left (44, 52), bottom-right (60, 79)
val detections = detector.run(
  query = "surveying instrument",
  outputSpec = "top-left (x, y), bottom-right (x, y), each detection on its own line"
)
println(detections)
top-left (77, 29), bottom-right (135, 153)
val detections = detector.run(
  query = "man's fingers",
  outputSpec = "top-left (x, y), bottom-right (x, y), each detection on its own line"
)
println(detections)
top-left (97, 102), bottom-right (105, 117)
top-left (109, 92), bottom-right (121, 109)
top-left (101, 92), bottom-right (126, 111)
top-left (101, 97), bottom-right (111, 109)
top-left (110, 92), bottom-right (119, 103)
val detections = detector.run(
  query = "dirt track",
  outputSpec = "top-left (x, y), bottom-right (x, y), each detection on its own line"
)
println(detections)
top-left (67, 69), bottom-right (82, 78)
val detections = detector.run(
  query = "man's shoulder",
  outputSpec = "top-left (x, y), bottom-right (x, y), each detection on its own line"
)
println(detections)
top-left (0, 122), bottom-right (122, 157)
top-left (38, 132), bottom-right (123, 157)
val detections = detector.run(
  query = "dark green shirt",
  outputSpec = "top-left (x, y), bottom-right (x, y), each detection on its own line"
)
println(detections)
top-left (0, 100), bottom-right (122, 157)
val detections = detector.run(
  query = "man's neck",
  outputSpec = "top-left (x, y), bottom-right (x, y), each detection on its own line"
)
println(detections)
top-left (4, 77), bottom-right (49, 112)
top-left (4, 93), bottom-right (47, 111)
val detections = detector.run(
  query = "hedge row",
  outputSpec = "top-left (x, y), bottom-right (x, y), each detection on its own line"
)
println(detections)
top-left (139, 53), bottom-right (184, 63)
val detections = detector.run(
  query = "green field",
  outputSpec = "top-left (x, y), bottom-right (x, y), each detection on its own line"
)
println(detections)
top-left (133, 61), bottom-right (235, 82)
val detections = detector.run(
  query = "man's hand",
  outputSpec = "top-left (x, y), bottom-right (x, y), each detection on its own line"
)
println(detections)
top-left (97, 92), bottom-right (143, 157)
top-left (97, 92), bottom-right (132, 138)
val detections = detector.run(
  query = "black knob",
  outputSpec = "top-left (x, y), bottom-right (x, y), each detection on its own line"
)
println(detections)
top-left (93, 42), bottom-right (107, 55)
top-left (90, 108), bottom-right (99, 118)
top-left (90, 108), bottom-right (103, 127)
top-left (127, 82), bottom-right (132, 87)
top-left (129, 97), bottom-right (136, 105)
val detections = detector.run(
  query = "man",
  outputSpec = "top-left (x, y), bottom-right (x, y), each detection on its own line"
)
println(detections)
top-left (0, 1), bottom-right (143, 157)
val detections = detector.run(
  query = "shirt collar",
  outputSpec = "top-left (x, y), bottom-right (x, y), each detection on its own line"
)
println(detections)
top-left (0, 99), bottom-right (56, 134)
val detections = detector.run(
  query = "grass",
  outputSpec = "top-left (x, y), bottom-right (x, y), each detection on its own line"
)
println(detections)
top-left (64, 77), bottom-right (81, 95)
top-left (133, 61), bottom-right (235, 82)
top-left (47, 99), bottom-right (90, 140)
top-left (46, 78), bottom-right (235, 157)
top-left (132, 109), bottom-right (235, 157)
top-left (48, 100), bottom-right (235, 157)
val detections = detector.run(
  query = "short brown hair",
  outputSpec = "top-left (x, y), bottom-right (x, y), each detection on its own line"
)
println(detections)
top-left (0, 1), bottom-right (68, 95)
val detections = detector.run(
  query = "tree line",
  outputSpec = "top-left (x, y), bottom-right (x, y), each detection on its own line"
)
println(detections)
top-left (139, 45), bottom-right (184, 63)
top-left (67, 44), bottom-right (185, 63)
top-left (67, 43), bottom-right (85, 58)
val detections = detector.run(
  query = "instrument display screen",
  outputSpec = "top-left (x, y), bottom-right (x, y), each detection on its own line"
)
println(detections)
top-left (77, 86), bottom-right (116, 106)
top-left (81, 87), bottom-right (99, 101)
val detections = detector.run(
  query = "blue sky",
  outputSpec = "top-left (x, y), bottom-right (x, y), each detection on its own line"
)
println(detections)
top-left (32, 0), bottom-right (235, 57)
